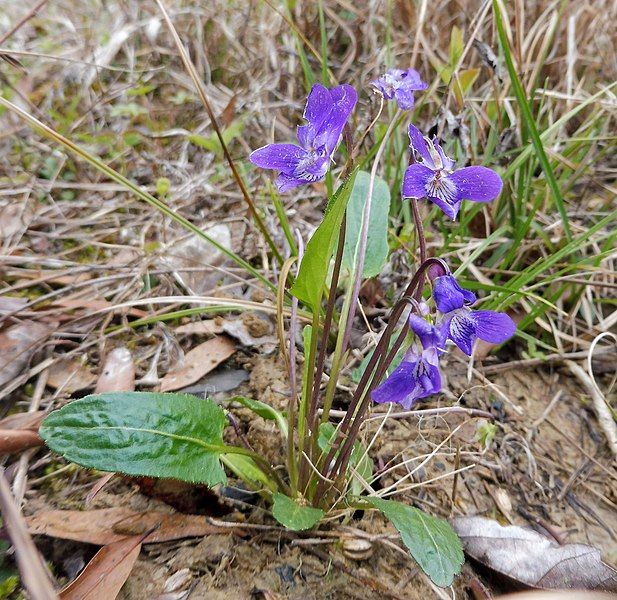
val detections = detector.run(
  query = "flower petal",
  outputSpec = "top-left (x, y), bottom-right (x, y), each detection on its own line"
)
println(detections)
top-left (371, 361), bottom-right (420, 408)
top-left (420, 348), bottom-right (442, 396)
top-left (313, 84), bottom-right (358, 154)
top-left (446, 310), bottom-right (477, 356)
top-left (407, 124), bottom-right (435, 167)
top-left (432, 275), bottom-right (476, 313)
top-left (297, 84), bottom-right (332, 149)
top-left (394, 87), bottom-right (417, 110)
top-left (275, 173), bottom-right (308, 193)
top-left (400, 68), bottom-right (428, 91)
top-left (409, 315), bottom-right (447, 353)
top-left (250, 144), bottom-right (307, 173)
top-left (427, 193), bottom-right (461, 219)
top-left (402, 163), bottom-right (434, 198)
top-left (449, 166), bottom-right (503, 202)
top-left (472, 311), bottom-right (516, 345)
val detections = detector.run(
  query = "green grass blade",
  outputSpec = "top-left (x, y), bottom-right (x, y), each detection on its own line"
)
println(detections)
top-left (0, 96), bottom-right (275, 293)
top-left (493, 0), bottom-right (572, 241)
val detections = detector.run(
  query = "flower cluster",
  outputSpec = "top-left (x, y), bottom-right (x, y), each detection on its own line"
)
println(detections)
top-left (372, 273), bottom-right (516, 410)
top-left (370, 68), bottom-right (427, 110)
top-left (248, 68), bottom-right (515, 412)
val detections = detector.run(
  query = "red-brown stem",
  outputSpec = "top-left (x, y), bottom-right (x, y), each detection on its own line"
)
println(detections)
top-left (314, 258), bottom-right (447, 501)
top-left (410, 198), bottom-right (427, 301)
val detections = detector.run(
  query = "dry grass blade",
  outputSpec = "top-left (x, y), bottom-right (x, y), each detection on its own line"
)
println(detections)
top-left (0, 468), bottom-right (57, 600)
top-left (0, 0), bottom-right (49, 45)
top-left (565, 360), bottom-right (617, 458)
top-left (154, 0), bottom-right (283, 265)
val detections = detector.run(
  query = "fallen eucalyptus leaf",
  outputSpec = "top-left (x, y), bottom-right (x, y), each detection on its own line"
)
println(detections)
top-left (27, 507), bottom-right (243, 546)
top-left (59, 536), bottom-right (142, 600)
top-left (160, 336), bottom-right (236, 392)
top-left (451, 516), bottom-right (617, 592)
top-left (95, 347), bottom-right (135, 393)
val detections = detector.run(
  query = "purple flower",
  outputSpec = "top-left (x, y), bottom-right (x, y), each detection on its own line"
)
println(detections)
top-left (371, 68), bottom-right (427, 110)
top-left (432, 274), bottom-right (516, 356)
top-left (402, 124), bottom-right (503, 219)
top-left (249, 83), bottom-right (357, 192)
top-left (371, 315), bottom-right (444, 409)
top-left (371, 348), bottom-right (441, 409)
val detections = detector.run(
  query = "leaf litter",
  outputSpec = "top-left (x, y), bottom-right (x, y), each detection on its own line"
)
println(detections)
top-left (452, 516), bottom-right (617, 592)
top-left (159, 335), bottom-right (236, 392)
top-left (1, 0), bottom-right (616, 598)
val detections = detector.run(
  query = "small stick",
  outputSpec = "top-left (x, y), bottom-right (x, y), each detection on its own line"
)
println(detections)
top-left (0, 0), bottom-right (49, 45)
top-left (0, 468), bottom-right (57, 600)
top-left (565, 360), bottom-right (617, 458)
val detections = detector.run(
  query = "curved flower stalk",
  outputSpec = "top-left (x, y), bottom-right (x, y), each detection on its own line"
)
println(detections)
top-left (370, 271), bottom-right (516, 410)
top-left (371, 68), bottom-right (427, 110)
top-left (402, 124), bottom-right (503, 219)
top-left (372, 316), bottom-right (446, 409)
top-left (250, 84), bottom-right (357, 192)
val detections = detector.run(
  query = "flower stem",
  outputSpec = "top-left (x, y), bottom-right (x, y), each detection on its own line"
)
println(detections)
top-left (410, 198), bottom-right (427, 300)
top-left (286, 233), bottom-right (304, 494)
top-left (318, 110), bottom-right (401, 430)
top-left (305, 216), bottom-right (347, 445)
top-left (315, 258), bottom-right (447, 500)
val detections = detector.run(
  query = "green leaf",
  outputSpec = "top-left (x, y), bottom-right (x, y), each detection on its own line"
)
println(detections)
top-left (229, 396), bottom-right (288, 438)
top-left (368, 498), bottom-right (464, 587)
top-left (188, 118), bottom-right (245, 158)
top-left (449, 26), bottom-right (464, 67)
top-left (342, 170), bottom-right (391, 278)
top-left (453, 68), bottom-right (480, 106)
top-left (290, 170), bottom-right (358, 309)
top-left (221, 454), bottom-right (277, 492)
top-left (110, 102), bottom-right (148, 118)
top-left (271, 493), bottom-right (324, 531)
top-left (40, 392), bottom-right (229, 486)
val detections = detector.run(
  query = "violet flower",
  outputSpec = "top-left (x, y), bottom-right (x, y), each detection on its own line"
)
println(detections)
top-left (371, 315), bottom-right (445, 410)
top-left (249, 83), bottom-right (357, 192)
top-left (432, 274), bottom-right (516, 356)
top-left (402, 124), bottom-right (503, 219)
top-left (371, 68), bottom-right (427, 110)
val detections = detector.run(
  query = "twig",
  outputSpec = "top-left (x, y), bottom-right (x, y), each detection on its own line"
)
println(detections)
top-left (565, 360), bottom-right (617, 458)
top-left (480, 347), bottom-right (615, 375)
top-left (0, 468), bottom-right (57, 600)
top-left (0, 0), bottom-right (49, 45)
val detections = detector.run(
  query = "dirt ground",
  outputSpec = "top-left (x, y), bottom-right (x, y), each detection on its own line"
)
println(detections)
top-left (21, 348), bottom-right (616, 599)
top-left (1, 0), bottom-right (616, 598)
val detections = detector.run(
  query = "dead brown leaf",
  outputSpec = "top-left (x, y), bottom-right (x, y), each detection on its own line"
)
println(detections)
top-left (451, 516), bottom-right (617, 592)
top-left (47, 356), bottom-right (96, 394)
top-left (0, 321), bottom-right (52, 387)
top-left (160, 335), bottom-right (236, 392)
top-left (0, 296), bottom-right (28, 315)
top-left (95, 347), bottom-right (135, 393)
top-left (0, 411), bottom-right (45, 431)
top-left (26, 507), bottom-right (243, 546)
top-left (59, 536), bottom-right (142, 600)
top-left (0, 429), bottom-right (43, 453)
top-left (175, 320), bottom-right (224, 336)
